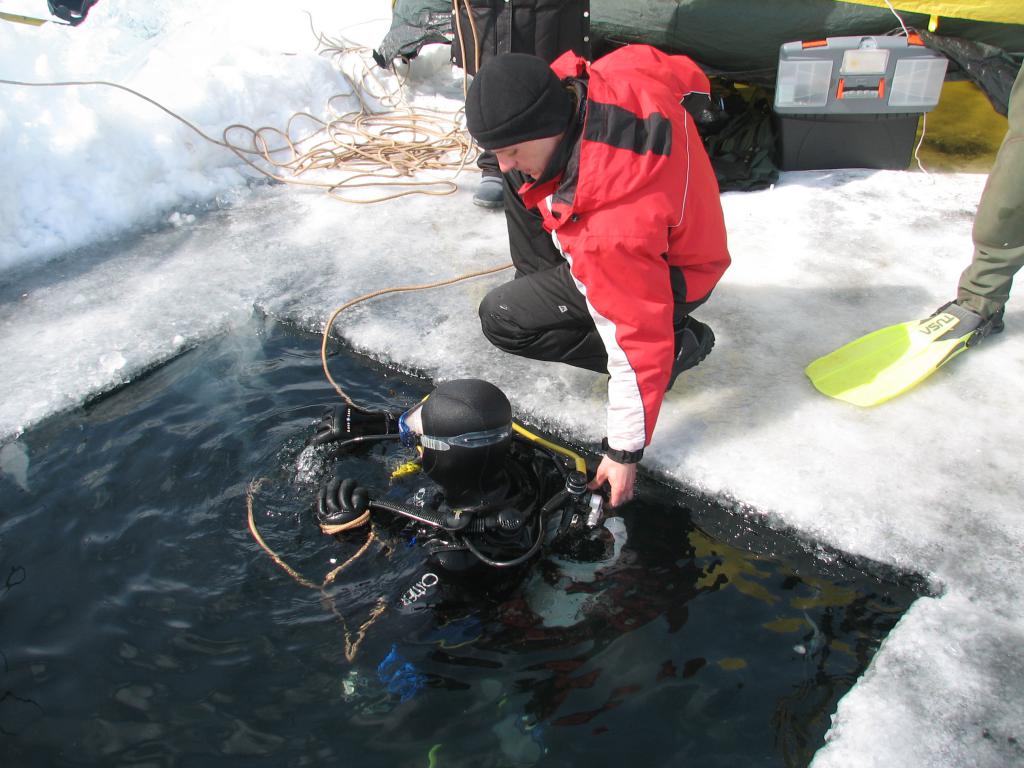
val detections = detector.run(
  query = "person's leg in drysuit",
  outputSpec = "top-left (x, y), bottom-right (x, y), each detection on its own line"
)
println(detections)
top-left (956, 64), bottom-right (1024, 324)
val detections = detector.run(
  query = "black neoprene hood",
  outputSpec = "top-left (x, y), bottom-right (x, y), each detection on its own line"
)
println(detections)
top-left (419, 379), bottom-right (513, 504)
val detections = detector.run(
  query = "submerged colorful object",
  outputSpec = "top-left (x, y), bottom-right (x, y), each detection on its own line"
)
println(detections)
top-left (377, 644), bottom-right (426, 702)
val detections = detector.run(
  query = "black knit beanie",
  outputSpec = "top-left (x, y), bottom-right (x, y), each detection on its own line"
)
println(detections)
top-left (466, 53), bottom-right (573, 150)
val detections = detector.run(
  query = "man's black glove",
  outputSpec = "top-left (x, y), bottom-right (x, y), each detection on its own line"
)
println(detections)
top-left (317, 477), bottom-right (371, 526)
top-left (309, 404), bottom-right (397, 446)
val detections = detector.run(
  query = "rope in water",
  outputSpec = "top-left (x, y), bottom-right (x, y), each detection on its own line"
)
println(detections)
top-left (246, 477), bottom-right (385, 661)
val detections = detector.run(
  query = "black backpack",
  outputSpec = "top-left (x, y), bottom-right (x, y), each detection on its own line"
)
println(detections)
top-left (692, 85), bottom-right (780, 192)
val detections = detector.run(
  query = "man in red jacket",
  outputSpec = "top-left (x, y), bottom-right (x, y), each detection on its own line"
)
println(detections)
top-left (466, 46), bottom-right (731, 507)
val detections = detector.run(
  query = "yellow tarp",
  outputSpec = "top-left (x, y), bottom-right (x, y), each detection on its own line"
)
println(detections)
top-left (838, 0), bottom-right (1024, 26)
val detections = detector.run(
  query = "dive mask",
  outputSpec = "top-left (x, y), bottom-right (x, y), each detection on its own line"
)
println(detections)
top-left (398, 399), bottom-right (510, 451)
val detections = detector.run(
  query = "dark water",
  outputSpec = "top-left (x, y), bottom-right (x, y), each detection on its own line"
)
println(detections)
top-left (0, 316), bottom-right (922, 767)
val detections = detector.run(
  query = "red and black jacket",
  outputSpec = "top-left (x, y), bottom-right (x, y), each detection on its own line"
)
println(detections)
top-left (519, 44), bottom-right (731, 454)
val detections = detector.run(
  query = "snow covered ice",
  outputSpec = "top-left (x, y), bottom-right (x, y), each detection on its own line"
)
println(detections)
top-left (2, 1), bottom-right (1022, 766)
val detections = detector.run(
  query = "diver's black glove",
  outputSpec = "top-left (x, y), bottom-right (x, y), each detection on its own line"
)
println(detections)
top-left (309, 404), bottom-right (397, 446)
top-left (317, 476), bottom-right (371, 526)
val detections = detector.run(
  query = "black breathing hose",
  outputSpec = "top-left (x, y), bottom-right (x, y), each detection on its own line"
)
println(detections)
top-left (461, 515), bottom-right (545, 568)
top-left (460, 489), bottom-right (573, 568)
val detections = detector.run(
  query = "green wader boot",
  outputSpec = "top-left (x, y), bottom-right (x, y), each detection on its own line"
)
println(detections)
top-left (957, 64), bottom-right (1024, 321)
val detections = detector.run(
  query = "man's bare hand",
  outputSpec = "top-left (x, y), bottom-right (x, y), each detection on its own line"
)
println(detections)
top-left (588, 454), bottom-right (637, 507)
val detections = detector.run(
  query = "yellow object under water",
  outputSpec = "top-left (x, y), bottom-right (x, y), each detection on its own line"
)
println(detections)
top-left (390, 460), bottom-right (422, 479)
top-left (805, 310), bottom-right (974, 406)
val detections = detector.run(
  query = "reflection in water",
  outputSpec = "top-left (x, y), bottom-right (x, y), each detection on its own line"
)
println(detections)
top-left (0, 318), bottom-right (923, 767)
top-left (1, 565), bottom-right (46, 739)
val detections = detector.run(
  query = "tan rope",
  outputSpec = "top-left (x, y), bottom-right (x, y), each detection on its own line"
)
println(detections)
top-left (246, 478), bottom-right (321, 590)
top-left (246, 478), bottom-right (378, 586)
top-left (332, 596), bottom-right (388, 662)
top-left (225, 20), bottom-right (478, 202)
top-left (246, 477), bottom-right (385, 661)
top-left (319, 510), bottom-right (371, 535)
top-left (0, 18), bottom-right (481, 204)
top-left (323, 531), bottom-right (376, 586)
top-left (320, 262), bottom-right (512, 406)
top-left (0, 77), bottom-right (239, 146)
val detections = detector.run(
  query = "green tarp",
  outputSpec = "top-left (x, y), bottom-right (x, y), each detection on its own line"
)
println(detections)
top-left (588, 0), bottom-right (1022, 75)
top-left (376, 0), bottom-right (1022, 110)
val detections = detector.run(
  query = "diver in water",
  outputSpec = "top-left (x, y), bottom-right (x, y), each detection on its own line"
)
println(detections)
top-left (295, 379), bottom-right (624, 710)
top-left (308, 378), bottom-right (606, 575)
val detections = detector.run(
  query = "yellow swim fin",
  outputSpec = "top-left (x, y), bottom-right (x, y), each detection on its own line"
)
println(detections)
top-left (805, 305), bottom-right (988, 407)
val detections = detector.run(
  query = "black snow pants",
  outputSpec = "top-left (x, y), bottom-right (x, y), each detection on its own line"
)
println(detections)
top-left (477, 171), bottom-right (707, 373)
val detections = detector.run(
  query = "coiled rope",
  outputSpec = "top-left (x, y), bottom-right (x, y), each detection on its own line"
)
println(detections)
top-left (0, 14), bottom-right (480, 203)
top-left (222, 21), bottom-right (480, 203)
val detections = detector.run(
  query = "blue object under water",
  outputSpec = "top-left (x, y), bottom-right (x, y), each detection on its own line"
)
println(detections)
top-left (0, 317), bottom-right (926, 767)
top-left (378, 644), bottom-right (427, 702)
